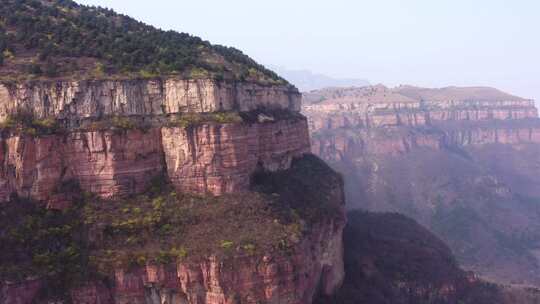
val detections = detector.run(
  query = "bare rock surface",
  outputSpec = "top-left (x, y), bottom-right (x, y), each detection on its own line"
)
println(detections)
top-left (0, 79), bottom-right (300, 120)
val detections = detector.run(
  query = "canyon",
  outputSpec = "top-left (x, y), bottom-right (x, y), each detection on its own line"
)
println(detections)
top-left (1, 1), bottom-right (536, 303)
top-left (305, 84), bottom-right (540, 287)
top-left (0, 2), bottom-right (348, 302)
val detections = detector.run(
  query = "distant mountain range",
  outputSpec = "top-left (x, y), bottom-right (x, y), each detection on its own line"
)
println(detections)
top-left (305, 84), bottom-right (540, 288)
top-left (270, 66), bottom-right (369, 92)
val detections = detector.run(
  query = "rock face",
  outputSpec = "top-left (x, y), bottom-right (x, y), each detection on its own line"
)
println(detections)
top-left (0, 129), bottom-right (164, 203)
top-left (0, 116), bottom-right (309, 202)
top-left (162, 119), bottom-right (310, 195)
top-left (0, 77), bottom-right (344, 304)
top-left (89, 218), bottom-right (344, 304)
top-left (0, 79), bottom-right (300, 121)
top-left (0, 78), bottom-right (307, 201)
top-left (304, 85), bottom-right (537, 132)
top-left (304, 85), bottom-right (540, 286)
top-left (312, 120), bottom-right (540, 161)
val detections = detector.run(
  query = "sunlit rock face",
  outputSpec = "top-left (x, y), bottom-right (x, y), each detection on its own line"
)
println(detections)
top-left (0, 77), bottom-right (307, 202)
top-left (0, 79), bottom-right (300, 120)
top-left (0, 116), bottom-right (310, 203)
top-left (162, 118), bottom-right (310, 195)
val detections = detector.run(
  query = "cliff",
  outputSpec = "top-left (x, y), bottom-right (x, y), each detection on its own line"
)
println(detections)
top-left (0, 69), bottom-right (350, 304)
top-left (305, 85), bottom-right (540, 287)
top-left (0, 154), bottom-right (346, 304)
top-left (0, 91), bottom-right (344, 304)
top-left (304, 85), bottom-right (537, 132)
top-left (0, 1), bottom-right (345, 301)
top-left (0, 109), bottom-right (309, 204)
top-left (0, 79), bottom-right (300, 121)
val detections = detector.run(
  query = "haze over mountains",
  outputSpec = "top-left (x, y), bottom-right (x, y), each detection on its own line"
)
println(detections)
top-left (304, 84), bottom-right (540, 287)
top-left (269, 66), bottom-right (370, 92)
top-left (1, 1), bottom-right (540, 304)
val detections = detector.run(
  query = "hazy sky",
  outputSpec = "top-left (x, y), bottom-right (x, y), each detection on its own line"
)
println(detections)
top-left (78, 0), bottom-right (540, 101)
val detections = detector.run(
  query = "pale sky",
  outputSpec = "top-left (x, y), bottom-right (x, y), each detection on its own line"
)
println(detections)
top-left (78, 0), bottom-right (540, 102)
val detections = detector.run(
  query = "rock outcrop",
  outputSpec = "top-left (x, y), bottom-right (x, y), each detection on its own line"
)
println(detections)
top-left (162, 119), bottom-right (310, 195)
top-left (87, 217), bottom-right (343, 304)
top-left (0, 115), bottom-right (309, 202)
top-left (0, 79), bottom-right (300, 121)
top-left (0, 2), bottom-right (344, 303)
top-left (0, 153), bottom-right (346, 304)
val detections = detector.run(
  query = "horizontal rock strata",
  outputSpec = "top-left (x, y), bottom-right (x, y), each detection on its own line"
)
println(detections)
top-left (0, 117), bottom-right (310, 203)
top-left (0, 79), bottom-right (301, 120)
top-left (162, 119), bottom-right (310, 195)
top-left (75, 218), bottom-right (344, 304)
top-left (303, 85), bottom-right (537, 132)
top-left (312, 121), bottom-right (540, 161)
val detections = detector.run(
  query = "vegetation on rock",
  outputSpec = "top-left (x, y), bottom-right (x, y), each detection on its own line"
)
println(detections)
top-left (0, 108), bottom-right (305, 136)
top-left (0, 154), bottom-right (342, 301)
top-left (0, 0), bottom-right (286, 84)
top-left (316, 211), bottom-right (506, 304)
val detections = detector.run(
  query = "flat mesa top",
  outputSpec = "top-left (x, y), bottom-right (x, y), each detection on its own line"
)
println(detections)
top-left (304, 85), bottom-right (532, 105)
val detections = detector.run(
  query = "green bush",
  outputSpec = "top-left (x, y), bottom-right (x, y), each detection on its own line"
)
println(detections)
top-left (111, 116), bottom-right (136, 130)
top-left (210, 112), bottom-right (243, 124)
top-left (0, 112), bottom-right (62, 135)
top-left (221, 240), bottom-right (234, 250)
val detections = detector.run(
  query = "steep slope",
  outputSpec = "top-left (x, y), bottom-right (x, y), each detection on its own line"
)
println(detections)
top-left (305, 85), bottom-right (540, 286)
top-left (0, 1), bottom-right (346, 303)
top-left (316, 211), bottom-right (508, 304)
top-left (0, 0), bottom-right (285, 84)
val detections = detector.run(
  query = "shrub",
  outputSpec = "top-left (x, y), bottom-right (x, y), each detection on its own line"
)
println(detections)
top-left (189, 67), bottom-right (209, 78)
top-left (221, 240), bottom-right (234, 250)
top-left (155, 250), bottom-right (173, 264)
top-left (0, 116), bottom-right (15, 129)
top-left (0, 112), bottom-right (62, 135)
top-left (111, 116), bottom-right (136, 130)
top-left (242, 243), bottom-right (256, 254)
top-left (28, 63), bottom-right (43, 75)
top-left (170, 247), bottom-right (188, 259)
top-left (210, 112), bottom-right (243, 124)
top-left (92, 62), bottom-right (106, 78)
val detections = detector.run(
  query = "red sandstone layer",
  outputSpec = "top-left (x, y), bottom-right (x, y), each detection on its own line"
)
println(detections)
top-left (311, 122), bottom-right (540, 161)
top-left (0, 117), bottom-right (310, 204)
top-left (69, 218), bottom-right (344, 304)
top-left (162, 119), bottom-right (310, 195)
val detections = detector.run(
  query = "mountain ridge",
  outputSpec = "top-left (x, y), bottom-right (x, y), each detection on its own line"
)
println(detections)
top-left (0, 0), bottom-right (288, 85)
